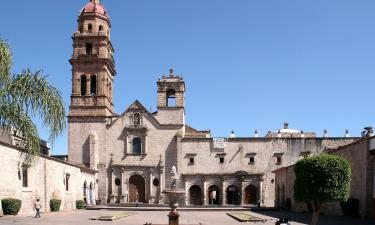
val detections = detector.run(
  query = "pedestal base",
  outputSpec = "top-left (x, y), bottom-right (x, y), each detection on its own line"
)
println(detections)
top-left (109, 195), bottom-right (116, 204)
top-left (168, 211), bottom-right (180, 225)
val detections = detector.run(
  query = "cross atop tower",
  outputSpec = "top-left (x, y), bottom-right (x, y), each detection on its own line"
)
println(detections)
top-left (91, 0), bottom-right (100, 4)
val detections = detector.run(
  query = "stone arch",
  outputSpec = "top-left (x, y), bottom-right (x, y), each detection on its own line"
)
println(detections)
top-left (89, 182), bottom-right (94, 205)
top-left (189, 185), bottom-right (202, 205)
top-left (226, 184), bottom-right (240, 205)
top-left (129, 174), bottom-right (146, 203)
top-left (208, 185), bottom-right (220, 205)
top-left (244, 184), bottom-right (257, 205)
top-left (90, 75), bottom-right (97, 95)
top-left (83, 181), bottom-right (88, 204)
top-left (80, 75), bottom-right (87, 96)
top-left (166, 89), bottom-right (176, 107)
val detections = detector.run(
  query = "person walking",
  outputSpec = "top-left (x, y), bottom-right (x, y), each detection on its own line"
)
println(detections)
top-left (34, 199), bottom-right (42, 218)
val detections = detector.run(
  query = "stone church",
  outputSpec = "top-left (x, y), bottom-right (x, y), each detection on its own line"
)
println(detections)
top-left (68, 0), bottom-right (358, 207)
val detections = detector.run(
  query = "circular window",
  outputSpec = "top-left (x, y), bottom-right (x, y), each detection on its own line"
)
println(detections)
top-left (153, 178), bottom-right (160, 187)
top-left (115, 178), bottom-right (121, 186)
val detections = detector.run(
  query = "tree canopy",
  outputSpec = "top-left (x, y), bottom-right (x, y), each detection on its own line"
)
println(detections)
top-left (0, 38), bottom-right (66, 157)
top-left (294, 154), bottom-right (351, 225)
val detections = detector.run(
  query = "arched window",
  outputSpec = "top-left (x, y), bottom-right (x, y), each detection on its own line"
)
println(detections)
top-left (133, 113), bottom-right (141, 125)
top-left (90, 75), bottom-right (97, 96)
top-left (166, 89), bottom-right (176, 107)
top-left (88, 23), bottom-right (92, 32)
top-left (65, 173), bottom-right (70, 191)
top-left (99, 25), bottom-right (103, 31)
top-left (132, 138), bottom-right (142, 154)
top-left (86, 43), bottom-right (93, 55)
top-left (81, 75), bottom-right (87, 96)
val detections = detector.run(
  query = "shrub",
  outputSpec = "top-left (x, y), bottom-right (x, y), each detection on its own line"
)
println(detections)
top-left (1, 198), bottom-right (22, 215)
top-left (50, 199), bottom-right (61, 212)
top-left (341, 198), bottom-right (359, 218)
top-left (294, 154), bottom-right (351, 225)
top-left (76, 200), bottom-right (85, 209)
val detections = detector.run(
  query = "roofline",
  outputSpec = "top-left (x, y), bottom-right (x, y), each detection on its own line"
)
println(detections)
top-left (0, 140), bottom-right (97, 175)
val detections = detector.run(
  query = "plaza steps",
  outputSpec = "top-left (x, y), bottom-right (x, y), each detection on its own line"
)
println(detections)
top-left (86, 204), bottom-right (276, 212)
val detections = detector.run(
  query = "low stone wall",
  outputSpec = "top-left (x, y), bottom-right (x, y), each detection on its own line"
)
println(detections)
top-left (0, 143), bottom-right (97, 216)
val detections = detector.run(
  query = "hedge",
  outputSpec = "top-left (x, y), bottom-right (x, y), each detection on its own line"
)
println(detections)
top-left (1, 198), bottom-right (22, 215)
top-left (76, 200), bottom-right (85, 209)
top-left (50, 199), bottom-right (61, 212)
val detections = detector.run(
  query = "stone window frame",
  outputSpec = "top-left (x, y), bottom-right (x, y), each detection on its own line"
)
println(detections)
top-left (186, 153), bottom-right (197, 166)
top-left (131, 112), bottom-right (143, 126)
top-left (65, 173), bottom-right (71, 192)
top-left (124, 127), bottom-right (148, 156)
top-left (245, 153), bottom-right (257, 165)
top-left (132, 137), bottom-right (143, 154)
top-left (273, 153), bottom-right (284, 165)
top-left (21, 164), bottom-right (29, 188)
top-left (215, 153), bottom-right (226, 164)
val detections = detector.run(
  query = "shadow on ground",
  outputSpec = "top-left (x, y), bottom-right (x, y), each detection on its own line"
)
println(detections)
top-left (253, 210), bottom-right (374, 225)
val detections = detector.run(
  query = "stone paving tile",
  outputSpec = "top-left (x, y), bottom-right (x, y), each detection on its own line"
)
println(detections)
top-left (0, 210), bottom-right (373, 225)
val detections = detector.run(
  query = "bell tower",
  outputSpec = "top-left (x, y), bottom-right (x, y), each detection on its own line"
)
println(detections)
top-left (156, 68), bottom-right (185, 125)
top-left (68, 0), bottom-right (115, 168)
top-left (69, 0), bottom-right (116, 118)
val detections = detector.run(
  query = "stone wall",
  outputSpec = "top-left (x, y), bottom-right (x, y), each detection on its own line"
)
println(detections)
top-left (0, 142), bottom-right (96, 216)
top-left (329, 138), bottom-right (374, 219)
top-left (273, 137), bottom-right (374, 219)
top-left (180, 137), bottom-right (356, 207)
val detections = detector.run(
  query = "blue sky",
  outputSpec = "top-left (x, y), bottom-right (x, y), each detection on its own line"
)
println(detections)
top-left (1, 0), bottom-right (375, 155)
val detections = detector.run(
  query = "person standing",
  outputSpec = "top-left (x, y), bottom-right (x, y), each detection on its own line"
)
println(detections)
top-left (34, 199), bottom-right (42, 218)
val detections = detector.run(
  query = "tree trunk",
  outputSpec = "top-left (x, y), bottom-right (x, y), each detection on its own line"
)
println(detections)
top-left (310, 202), bottom-right (322, 225)
top-left (310, 211), bottom-right (320, 225)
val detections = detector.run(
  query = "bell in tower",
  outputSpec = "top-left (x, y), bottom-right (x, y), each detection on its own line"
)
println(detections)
top-left (69, 0), bottom-right (116, 118)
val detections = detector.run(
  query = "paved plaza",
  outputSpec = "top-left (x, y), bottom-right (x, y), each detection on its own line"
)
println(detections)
top-left (0, 210), bottom-right (372, 225)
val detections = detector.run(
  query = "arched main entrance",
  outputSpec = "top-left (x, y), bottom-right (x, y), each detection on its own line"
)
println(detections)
top-left (129, 175), bottom-right (146, 203)
top-left (189, 185), bottom-right (202, 205)
top-left (208, 185), bottom-right (220, 205)
top-left (227, 185), bottom-right (240, 205)
top-left (244, 184), bottom-right (257, 205)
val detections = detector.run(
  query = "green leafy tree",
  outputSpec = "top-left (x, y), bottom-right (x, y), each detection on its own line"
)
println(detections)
top-left (0, 38), bottom-right (65, 158)
top-left (294, 154), bottom-right (351, 225)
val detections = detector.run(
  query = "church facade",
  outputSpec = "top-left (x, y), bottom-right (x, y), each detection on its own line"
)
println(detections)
top-left (68, 0), bottom-right (358, 207)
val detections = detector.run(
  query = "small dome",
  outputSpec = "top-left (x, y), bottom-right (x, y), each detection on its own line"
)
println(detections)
top-left (279, 128), bottom-right (300, 134)
top-left (81, 1), bottom-right (107, 16)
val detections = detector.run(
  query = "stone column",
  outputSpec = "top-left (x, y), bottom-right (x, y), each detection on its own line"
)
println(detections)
top-left (159, 169), bottom-right (164, 204)
top-left (109, 169), bottom-right (116, 203)
top-left (149, 170), bottom-right (154, 203)
top-left (203, 177), bottom-right (207, 205)
top-left (185, 180), bottom-right (189, 205)
top-left (120, 169), bottom-right (125, 203)
top-left (240, 181), bottom-right (244, 205)
top-left (222, 179), bottom-right (226, 205)
top-left (260, 179), bottom-right (264, 206)
top-left (86, 77), bottom-right (90, 95)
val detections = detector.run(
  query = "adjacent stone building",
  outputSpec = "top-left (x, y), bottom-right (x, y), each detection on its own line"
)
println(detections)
top-left (67, 0), bottom-right (358, 207)
top-left (273, 132), bottom-right (375, 219)
top-left (0, 139), bottom-right (97, 216)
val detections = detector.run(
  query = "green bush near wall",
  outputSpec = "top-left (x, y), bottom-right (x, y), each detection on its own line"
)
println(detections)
top-left (1, 198), bottom-right (22, 215)
top-left (76, 200), bottom-right (85, 209)
top-left (50, 199), bottom-right (61, 212)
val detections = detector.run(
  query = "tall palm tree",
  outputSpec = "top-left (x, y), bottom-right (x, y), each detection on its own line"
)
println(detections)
top-left (0, 38), bottom-right (65, 157)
